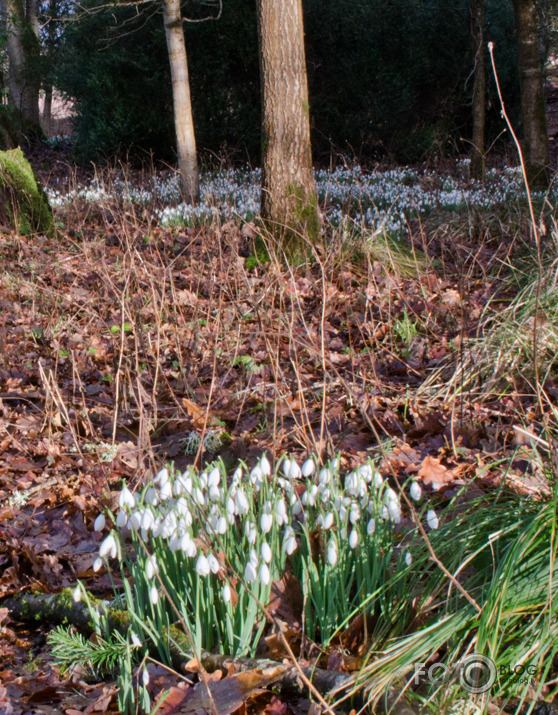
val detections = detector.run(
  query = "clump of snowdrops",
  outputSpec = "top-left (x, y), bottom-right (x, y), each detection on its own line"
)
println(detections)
top-left (88, 455), bottom-right (434, 658)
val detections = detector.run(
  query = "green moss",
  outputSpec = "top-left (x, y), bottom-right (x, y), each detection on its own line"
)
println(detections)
top-left (0, 148), bottom-right (55, 236)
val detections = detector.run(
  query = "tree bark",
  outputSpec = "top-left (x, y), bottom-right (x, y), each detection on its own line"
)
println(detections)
top-left (256, 0), bottom-right (319, 257)
top-left (1, 0), bottom-right (41, 129)
top-left (512, 0), bottom-right (550, 190)
top-left (469, 0), bottom-right (485, 181)
top-left (162, 0), bottom-right (199, 204)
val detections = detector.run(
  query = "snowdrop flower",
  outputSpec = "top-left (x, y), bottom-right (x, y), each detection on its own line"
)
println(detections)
top-left (259, 563), bottom-right (270, 586)
top-left (142, 667), bottom-right (150, 687)
top-left (323, 512), bottom-right (335, 530)
top-left (245, 561), bottom-right (257, 583)
top-left (196, 555), bottom-right (211, 577)
top-left (207, 553), bottom-right (220, 574)
top-left (387, 501), bottom-right (402, 523)
top-left (373, 472), bottom-right (384, 488)
top-left (410, 482), bottom-right (422, 501)
top-left (119, 487), bottom-right (135, 510)
top-left (327, 539), bottom-right (338, 566)
top-left (358, 464), bottom-right (373, 482)
top-left (99, 534), bottom-right (117, 559)
top-left (115, 510), bottom-right (127, 528)
top-left (427, 509), bottom-right (439, 530)
top-left (149, 586), bottom-right (159, 605)
top-left (179, 532), bottom-right (192, 553)
top-left (141, 510), bottom-right (155, 532)
top-left (260, 455), bottom-right (271, 476)
top-left (302, 459), bottom-right (316, 477)
top-left (275, 498), bottom-right (287, 525)
top-left (208, 485), bottom-right (221, 502)
top-left (380, 505), bottom-right (389, 521)
top-left (72, 585), bottom-right (81, 603)
top-left (349, 529), bottom-right (359, 549)
top-left (145, 555), bottom-right (158, 580)
top-left (235, 489), bottom-right (249, 515)
top-left (261, 542), bottom-right (272, 563)
top-left (283, 526), bottom-right (297, 555)
top-left (129, 511), bottom-right (142, 531)
top-left (208, 468), bottom-right (221, 488)
top-left (349, 504), bottom-right (361, 524)
top-left (291, 499), bottom-right (303, 517)
top-left (318, 468), bottom-right (331, 485)
top-left (249, 548), bottom-right (259, 568)
top-left (154, 468), bottom-right (169, 485)
top-left (260, 503), bottom-right (273, 534)
top-left (367, 518), bottom-right (376, 534)
top-left (94, 514), bottom-right (106, 532)
top-left (250, 465), bottom-right (263, 487)
top-left (223, 583), bottom-right (232, 604)
top-left (226, 496), bottom-right (235, 516)
top-left (93, 557), bottom-right (103, 572)
top-left (405, 551), bottom-right (413, 566)
top-left (131, 633), bottom-right (142, 648)
top-left (384, 488), bottom-right (399, 504)
top-left (289, 460), bottom-right (301, 480)
top-left (159, 481), bottom-right (173, 501)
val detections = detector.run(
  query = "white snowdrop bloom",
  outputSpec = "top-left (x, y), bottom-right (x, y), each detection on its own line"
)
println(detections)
top-left (196, 555), bottom-right (211, 577)
top-left (331, 457), bottom-right (341, 472)
top-left (160, 513), bottom-right (177, 538)
top-left (323, 512), bottom-right (335, 530)
top-left (169, 534), bottom-right (180, 552)
top-left (284, 534), bottom-right (297, 555)
top-left (339, 505), bottom-right (347, 522)
top-left (430, 482), bottom-right (442, 492)
top-left (149, 586), bottom-right (159, 605)
top-left (99, 534), bottom-right (117, 559)
top-left (318, 468), bottom-right (331, 485)
top-left (261, 542), bottom-right (272, 563)
top-left (302, 459), bottom-right (316, 477)
top-left (115, 510), bottom-right (128, 529)
top-left (215, 516), bottom-right (228, 534)
top-left (380, 505), bottom-right (389, 521)
top-left (405, 551), bottom-right (413, 566)
top-left (260, 455), bottom-right (271, 476)
top-left (175, 497), bottom-right (188, 516)
top-left (159, 480), bottom-right (173, 501)
top-left (259, 563), bottom-right (270, 586)
top-left (246, 522), bottom-right (257, 545)
top-left (327, 539), bottom-right (338, 566)
top-left (289, 460), bottom-right (301, 480)
top-left (142, 667), bottom-right (150, 687)
top-left (367, 518), bottom-right (376, 534)
top-left (249, 548), bottom-right (259, 568)
top-left (145, 555), bottom-right (158, 580)
top-left (275, 499), bottom-right (287, 525)
top-left (180, 474), bottom-right (193, 494)
top-left (250, 465), bottom-right (263, 486)
top-left (232, 467), bottom-right (243, 484)
top-left (427, 510), bottom-right (439, 530)
top-left (200, 472), bottom-right (208, 489)
top-left (373, 472), bottom-right (384, 489)
top-left (282, 459), bottom-right (293, 478)
top-left (387, 502), bottom-right (402, 523)
top-left (208, 485), bottom-right (221, 502)
top-left (307, 484), bottom-right (319, 506)
top-left (235, 490), bottom-right (249, 515)
top-left (301, 490), bottom-right (308, 506)
top-left (194, 487), bottom-right (205, 506)
top-left (72, 585), bottom-right (81, 603)
top-left (358, 464), bottom-right (373, 482)
top-left (207, 553), bottom-right (220, 574)
top-left (131, 633), bottom-right (142, 648)
top-left (223, 583), bottom-right (232, 604)
top-left (260, 512), bottom-right (273, 534)
top-left (384, 487), bottom-right (399, 504)
top-left (145, 487), bottom-right (159, 506)
top-left (345, 472), bottom-right (359, 496)
top-left (141, 510), bottom-right (155, 532)
top-left (349, 504), bottom-right (361, 524)
top-left (154, 468), bottom-right (169, 485)
top-left (94, 514), bottom-right (106, 532)
top-left (349, 529), bottom-right (359, 549)
top-left (185, 540), bottom-right (197, 558)
top-left (410, 482), bottom-right (422, 501)
top-left (129, 511), bottom-right (142, 531)
top-left (208, 468), bottom-right (221, 488)
top-left (179, 532), bottom-right (191, 552)
top-left (245, 561), bottom-right (257, 583)
top-left (119, 487), bottom-right (136, 510)
top-left (93, 557), bottom-right (103, 572)
top-left (316, 514), bottom-right (324, 528)
top-left (320, 488), bottom-right (332, 504)
top-left (226, 496), bottom-right (235, 516)
top-left (291, 499), bottom-right (303, 517)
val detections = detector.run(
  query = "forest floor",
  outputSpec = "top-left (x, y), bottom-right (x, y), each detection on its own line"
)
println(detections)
top-left (0, 145), bottom-right (557, 715)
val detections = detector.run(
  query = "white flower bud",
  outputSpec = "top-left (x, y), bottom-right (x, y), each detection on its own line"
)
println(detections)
top-left (427, 510), bottom-right (439, 530)
top-left (327, 540), bottom-right (338, 566)
top-left (94, 514), bottom-right (106, 532)
top-left (149, 586), bottom-right (158, 604)
top-left (259, 563), bottom-right (270, 586)
top-left (349, 529), bottom-right (358, 549)
top-left (410, 482), bottom-right (422, 501)
top-left (261, 542), bottom-right (272, 563)
top-left (223, 583), bottom-right (232, 603)
top-left (302, 459), bottom-right (316, 477)
top-left (196, 555), bottom-right (211, 577)
top-left (260, 455), bottom-right (271, 476)
top-left (119, 487), bottom-right (135, 510)
top-left (72, 585), bottom-right (81, 603)
top-left (245, 562), bottom-right (257, 583)
top-left (99, 534), bottom-right (117, 559)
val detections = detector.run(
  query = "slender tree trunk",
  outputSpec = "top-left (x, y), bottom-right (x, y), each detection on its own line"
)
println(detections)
top-left (42, 85), bottom-right (52, 136)
top-left (162, 0), bottom-right (199, 204)
top-left (256, 0), bottom-right (319, 257)
top-left (512, 0), bottom-right (550, 190)
top-left (1, 0), bottom-right (40, 128)
top-left (470, 0), bottom-right (485, 181)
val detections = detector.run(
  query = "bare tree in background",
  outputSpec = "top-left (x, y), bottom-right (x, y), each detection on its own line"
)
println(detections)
top-left (256, 0), bottom-right (319, 256)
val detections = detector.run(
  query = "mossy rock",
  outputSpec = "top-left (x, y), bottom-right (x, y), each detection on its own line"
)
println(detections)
top-left (0, 148), bottom-right (55, 236)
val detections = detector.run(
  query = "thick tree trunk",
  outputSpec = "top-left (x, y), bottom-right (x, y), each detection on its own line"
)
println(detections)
top-left (162, 0), bottom-right (199, 205)
top-left (1, 0), bottom-right (40, 128)
top-left (512, 0), bottom-right (550, 190)
top-left (469, 0), bottom-right (485, 181)
top-left (256, 0), bottom-right (319, 257)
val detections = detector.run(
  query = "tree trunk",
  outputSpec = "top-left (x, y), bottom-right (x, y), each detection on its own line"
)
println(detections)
top-left (469, 0), bottom-right (485, 181)
top-left (256, 0), bottom-right (319, 258)
top-left (1, 0), bottom-right (41, 129)
top-left (512, 0), bottom-right (550, 190)
top-left (42, 85), bottom-right (52, 136)
top-left (162, 0), bottom-right (199, 204)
